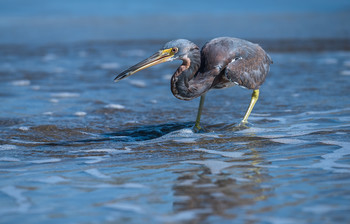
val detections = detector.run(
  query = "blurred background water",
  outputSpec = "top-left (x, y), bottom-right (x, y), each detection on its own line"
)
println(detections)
top-left (1, 1), bottom-right (350, 223)
top-left (1, 0), bottom-right (350, 43)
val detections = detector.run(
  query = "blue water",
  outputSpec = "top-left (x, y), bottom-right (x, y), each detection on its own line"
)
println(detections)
top-left (0, 0), bottom-right (350, 44)
top-left (1, 1), bottom-right (350, 224)
top-left (1, 0), bottom-right (350, 16)
top-left (1, 40), bottom-right (350, 223)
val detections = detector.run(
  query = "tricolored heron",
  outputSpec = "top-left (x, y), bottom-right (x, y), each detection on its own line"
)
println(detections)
top-left (114, 37), bottom-right (272, 131)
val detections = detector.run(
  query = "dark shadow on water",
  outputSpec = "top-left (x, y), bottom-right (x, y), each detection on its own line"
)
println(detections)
top-left (104, 122), bottom-right (194, 141)
top-left (44, 122), bottom-right (194, 146)
top-left (11, 122), bottom-right (257, 147)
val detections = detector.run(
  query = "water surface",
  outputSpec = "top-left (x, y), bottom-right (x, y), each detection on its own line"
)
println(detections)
top-left (0, 39), bottom-right (350, 223)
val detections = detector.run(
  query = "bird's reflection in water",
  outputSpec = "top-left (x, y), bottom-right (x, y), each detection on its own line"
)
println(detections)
top-left (171, 130), bottom-right (272, 222)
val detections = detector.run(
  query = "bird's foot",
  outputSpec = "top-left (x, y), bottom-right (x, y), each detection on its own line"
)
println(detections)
top-left (238, 120), bottom-right (248, 128)
top-left (193, 124), bottom-right (206, 133)
top-left (238, 120), bottom-right (253, 128)
top-left (227, 121), bottom-right (252, 131)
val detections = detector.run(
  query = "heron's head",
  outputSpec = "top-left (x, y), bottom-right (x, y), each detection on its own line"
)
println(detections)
top-left (114, 39), bottom-right (198, 82)
top-left (162, 39), bottom-right (199, 60)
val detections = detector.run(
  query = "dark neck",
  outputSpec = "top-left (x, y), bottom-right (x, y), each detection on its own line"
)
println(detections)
top-left (171, 49), bottom-right (207, 100)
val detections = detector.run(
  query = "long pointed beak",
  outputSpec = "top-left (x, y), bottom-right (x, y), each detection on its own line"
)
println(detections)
top-left (114, 48), bottom-right (175, 82)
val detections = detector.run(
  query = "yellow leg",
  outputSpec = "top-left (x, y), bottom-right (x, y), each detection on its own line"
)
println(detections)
top-left (241, 89), bottom-right (259, 124)
top-left (194, 94), bottom-right (206, 132)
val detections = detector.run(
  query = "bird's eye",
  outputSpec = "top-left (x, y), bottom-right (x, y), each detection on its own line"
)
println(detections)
top-left (172, 47), bottom-right (178, 53)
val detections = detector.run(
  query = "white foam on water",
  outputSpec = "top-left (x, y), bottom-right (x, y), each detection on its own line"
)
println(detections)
top-left (124, 146), bottom-right (132, 152)
top-left (74, 111), bottom-right (87, 116)
top-left (84, 148), bottom-right (131, 153)
top-left (320, 58), bottom-right (338, 64)
top-left (176, 179), bottom-right (197, 186)
top-left (0, 168), bottom-right (27, 172)
top-left (195, 183), bottom-right (217, 188)
top-left (104, 203), bottom-right (145, 214)
top-left (150, 99), bottom-right (157, 104)
top-left (271, 138), bottom-right (309, 144)
top-left (161, 128), bottom-right (201, 143)
top-left (303, 205), bottom-right (342, 214)
top-left (85, 168), bottom-right (110, 179)
top-left (49, 98), bottom-right (59, 103)
top-left (158, 209), bottom-right (210, 223)
top-left (340, 70), bottom-right (350, 76)
top-left (36, 176), bottom-right (66, 184)
top-left (18, 126), bottom-right (29, 131)
top-left (238, 127), bottom-right (267, 134)
top-left (0, 157), bottom-right (20, 162)
top-left (269, 158), bottom-right (289, 162)
top-left (1, 185), bottom-right (30, 213)
top-left (79, 182), bottom-right (146, 189)
top-left (100, 62), bottom-right (120, 69)
top-left (194, 148), bottom-right (244, 158)
top-left (12, 80), bottom-right (30, 86)
top-left (31, 85), bottom-right (40, 90)
top-left (79, 131), bottom-right (100, 137)
top-left (173, 138), bottom-right (197, 143)
top-left (129, 79), bottom-right (146, 88)
top-left (42, 53), bottom-right (57, 61)
top-left (75, 182), bottom-right (120, 189)
top-left (0, 144), bottom-right (17, 151)
top-left (183, 160), bottom-right (234, 175)
top-left (83, 156), bottom-right (107, 164)
top-left (29, 158), bottom-right (61, 164)
top-left (124, 120), bottom-right (140, 125)
top-left (51, 92), bottom-right (80, 98)
top-left (81, 183), bottom-right (115, 188)
top-left (251, 112), bottom-right (271, 117)
top-left (199, 133), bottom-right (221, 138)
top-left (42, 111), bottom-right (53, 116)
top-left (119, 183), bottom-right (146, 189)
top-left (10, 139), bottom-right (47, 145)
top-left (168, 128), bottom-right (195, 138)
top-left (335, 131), bottom-right (347, 135)
top-left (105, 104), bottom-right (125, 110)
top-left (183, 128), bottom-right (195, 134)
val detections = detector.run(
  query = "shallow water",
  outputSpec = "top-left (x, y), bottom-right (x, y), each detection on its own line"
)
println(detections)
top-left (1, 41), bottom-right (350, 223)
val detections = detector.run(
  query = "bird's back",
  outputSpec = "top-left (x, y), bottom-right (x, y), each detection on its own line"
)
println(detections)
top-left (200, 37), bottom-right (272, 90)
